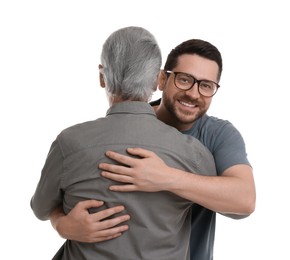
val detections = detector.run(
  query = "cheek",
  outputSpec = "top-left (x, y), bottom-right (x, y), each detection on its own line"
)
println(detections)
top-left (162, 88), bottom-right (178, 102)
top-left (203, 97), bottom-right (212, 109)
top-left (162, 82), bottom-right (180, 97)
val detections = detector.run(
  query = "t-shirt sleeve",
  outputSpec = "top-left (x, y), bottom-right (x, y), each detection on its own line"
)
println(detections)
top-left (212, 122), bottom-right (251, 175)
top-left (30, 139), bottom-right (64, 220)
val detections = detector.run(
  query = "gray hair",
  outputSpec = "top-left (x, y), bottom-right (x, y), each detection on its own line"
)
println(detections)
top-left (101, 26), bottom-right (162, 101)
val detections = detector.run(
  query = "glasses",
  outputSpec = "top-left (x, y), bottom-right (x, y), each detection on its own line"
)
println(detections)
top-left (166, 71), bottom-right (220, 97)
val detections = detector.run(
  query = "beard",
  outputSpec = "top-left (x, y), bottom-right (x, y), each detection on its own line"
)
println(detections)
top-left (162, 92), bottom-right (208, 126)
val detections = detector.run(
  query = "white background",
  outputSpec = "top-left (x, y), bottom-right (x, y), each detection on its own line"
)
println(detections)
top-left (1, 0), bottom-right (289, 259)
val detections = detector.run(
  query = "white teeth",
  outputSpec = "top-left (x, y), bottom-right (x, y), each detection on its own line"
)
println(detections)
top-left (179, 101), bottom-right (196, 108)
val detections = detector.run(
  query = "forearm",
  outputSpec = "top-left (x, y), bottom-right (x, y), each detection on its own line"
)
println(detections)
top-left (99, 149), bottom-right (256, 216)
top-left (31, 140), bottom-right (64, 221)
top-left (164, 165), bottom-right (256, 215)
top-left (50, 206), bottom-right (66, 235)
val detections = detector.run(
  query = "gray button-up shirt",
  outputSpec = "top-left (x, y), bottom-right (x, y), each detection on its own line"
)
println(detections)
top-left (31, 101), bottom-right (216, 260)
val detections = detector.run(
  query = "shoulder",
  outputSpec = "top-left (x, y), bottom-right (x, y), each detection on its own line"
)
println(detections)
top-left (199, 114), bottom-right (244, 145)
top-left (59, 119), bottom-right (97, 139)
top-left (198, 114), bottom-right (235, 132)
top-left (197, 115), bottom-right (250, 174)
top-left (56, 118), bottom-right (105, 156)
top-left (202, 115), bottom-right (244, 143)
top-left (188, 114), bottom-right (239, 143)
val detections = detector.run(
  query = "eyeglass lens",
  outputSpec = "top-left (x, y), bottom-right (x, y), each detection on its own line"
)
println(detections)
top-left (175, 73), bottom-right (217, 97)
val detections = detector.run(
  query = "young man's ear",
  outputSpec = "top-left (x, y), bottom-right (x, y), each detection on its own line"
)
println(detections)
top-left (99, 64), bottom-right (105, 88)
top-left (158, 70), bottom-right (167, 91)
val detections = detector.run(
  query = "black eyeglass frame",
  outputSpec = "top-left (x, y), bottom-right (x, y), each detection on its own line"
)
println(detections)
top-left (165, 70), bottom-right (220, 97)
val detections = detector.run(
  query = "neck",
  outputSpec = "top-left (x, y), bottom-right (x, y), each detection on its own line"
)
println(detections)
top-left (109, 96), bottom-right (147, 106)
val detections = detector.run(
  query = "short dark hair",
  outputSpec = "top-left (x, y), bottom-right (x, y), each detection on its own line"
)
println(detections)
top-left (164, 39), bottom-right (223, 81)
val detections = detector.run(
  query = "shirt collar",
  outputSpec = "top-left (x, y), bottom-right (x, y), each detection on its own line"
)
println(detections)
top-left (106, 101), bottom-right (156, 117)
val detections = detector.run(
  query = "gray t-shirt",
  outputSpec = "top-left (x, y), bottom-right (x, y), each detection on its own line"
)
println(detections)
top-left (151, 99), bottom-right (251, 260)
top-left (183, 114), bottom-right (251, 260)
top-left (31, 101), bottom-right (216, 260)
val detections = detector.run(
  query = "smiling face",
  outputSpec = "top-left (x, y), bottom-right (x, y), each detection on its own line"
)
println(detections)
top-left (156, 54), bottom-right (219, 131)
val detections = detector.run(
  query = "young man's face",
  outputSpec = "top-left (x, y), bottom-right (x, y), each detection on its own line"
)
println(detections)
top-left (159, 54), bottom-right (219, 131)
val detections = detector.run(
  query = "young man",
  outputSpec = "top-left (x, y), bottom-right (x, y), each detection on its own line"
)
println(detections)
top-left (31, 27), bottom-right (216, 260)
top-left (50, 39), bottom-right (256, 260)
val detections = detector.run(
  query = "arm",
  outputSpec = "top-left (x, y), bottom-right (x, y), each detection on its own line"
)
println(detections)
top-left (50, 200), bottom-right (130, 243)
top-left (99, 148), bottom-right (256, 216)
top-left (31, 140), bottom-right (64, 220)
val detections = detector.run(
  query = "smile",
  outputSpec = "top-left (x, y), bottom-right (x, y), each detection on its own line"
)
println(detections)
top-left (179, 100), bottom-right (197, 108)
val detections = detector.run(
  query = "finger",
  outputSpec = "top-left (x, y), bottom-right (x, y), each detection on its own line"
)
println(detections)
top-left (99, 163), bottom-right (132, 176)
top-left (87, 225), bottom-right (128, 243)
top-left (75, 200), bottom-right (104, 210)
top-left (92, 233), bottom-right (123, 243)
top-left (99, 215), bottom-right (131, 229)
top-left (101, 171), bottom-right (133, 183)
top-left (92, 224), bottom-right (129, 242)
top-left (126, 147), bottom-right (155, 158)
top-left (109, 184), bottom-right (137, 192)
top-left (104, 151), bottom-right (137, 166)
top-left (95, 224), bottom-right (129, 236)
top-left (92, 205), bottom-right (128, 221)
